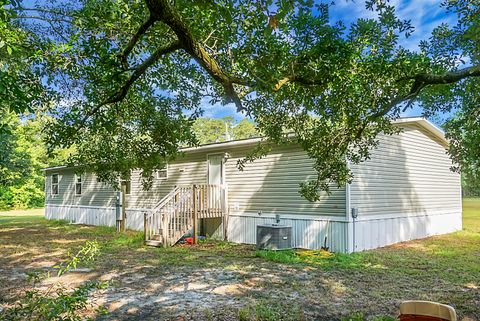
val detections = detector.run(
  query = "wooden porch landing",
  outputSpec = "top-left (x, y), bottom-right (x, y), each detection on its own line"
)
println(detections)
top-left (144, 184), bottom-right (228, 247)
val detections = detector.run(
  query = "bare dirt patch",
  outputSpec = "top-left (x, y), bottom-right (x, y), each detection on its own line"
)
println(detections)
top-left (1, 213), bottom-right (479, 320)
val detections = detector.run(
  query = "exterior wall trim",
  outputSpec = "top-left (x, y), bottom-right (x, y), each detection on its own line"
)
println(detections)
top-left (45, 203), bottom-right (151, 212)
top-left (352, 209), bottom-right (461, 222)
top-left (229, 212), bottom-right (348, 222)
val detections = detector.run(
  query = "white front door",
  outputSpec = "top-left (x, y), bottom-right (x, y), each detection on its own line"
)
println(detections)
top-left (207, 154), bottom-right (224, 185)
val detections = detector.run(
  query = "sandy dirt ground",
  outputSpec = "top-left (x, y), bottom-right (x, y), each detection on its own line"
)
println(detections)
top-left (0, 212), bottom-right (479, 320)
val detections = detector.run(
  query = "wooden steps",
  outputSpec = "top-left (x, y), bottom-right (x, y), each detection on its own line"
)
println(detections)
top-left (145, 240), bottom-right (163, 247)
top-left (144, 184), bottom-right (228, 247)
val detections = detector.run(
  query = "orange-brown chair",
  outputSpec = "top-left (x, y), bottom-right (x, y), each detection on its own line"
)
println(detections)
top-left (399, 301), bottom-right (457, 321)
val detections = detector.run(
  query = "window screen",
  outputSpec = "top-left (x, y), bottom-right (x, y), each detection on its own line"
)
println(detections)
top-left (155, 165), bottom-right (168, 180)
top-left (75, 174), bottom-right (82, 195)
top-left (51, 174), bottom-right (59, 195)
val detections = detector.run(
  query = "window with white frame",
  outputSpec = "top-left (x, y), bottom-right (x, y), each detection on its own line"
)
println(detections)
top-left (120, 180), bottom-right (131, 195)
top-left (155, 165), bottom-right (168, 180)
top-left (125, 180), bottom-right (131, 194)
top-left (51, 174), bottom-right (59, 196)
top-left (75, 174), bottom-right (83, 195)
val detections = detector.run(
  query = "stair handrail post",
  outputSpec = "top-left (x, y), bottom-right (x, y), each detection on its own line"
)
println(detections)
top-left (120, 181), bottom-right (127, 232)
top-left (192, 184), bottom-right (198, 245)
top-left (144, 212), bottom-right (148, 244)
top-left (223, 184), bottom-right (229, 241)
top-left (174, 187), bottom-right (178, 241)
top-left (162, 209), bottom-right (168, 248)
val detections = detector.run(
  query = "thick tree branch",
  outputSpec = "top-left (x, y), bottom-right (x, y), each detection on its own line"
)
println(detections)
top-left (100, 0), bottom-right (325, 111)
top-left (371, 64), bottom-right (480, 120)
top-left (105, 40), bottom-right (181, 105)
top-left (408, 64), bottom-right (480, 87)
top-left (144, 0), bottom-right (248, 112)
top-left (273, 75), bottom-right (325, 91)
top-left (79, 40), bottom-right (181, 126)
top-left (119, 16), bottom-right (157, 69)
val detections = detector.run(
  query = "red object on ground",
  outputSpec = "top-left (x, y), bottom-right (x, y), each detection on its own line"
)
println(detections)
top-left (185, 237), bottom-right (194, 244)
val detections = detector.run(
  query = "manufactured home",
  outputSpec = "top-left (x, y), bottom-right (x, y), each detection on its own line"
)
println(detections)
top-left (44, 118), bottom-right (462, 252)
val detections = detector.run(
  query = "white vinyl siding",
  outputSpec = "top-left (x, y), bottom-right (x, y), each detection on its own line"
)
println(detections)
top-left (45, 145), bottom-right (347, 217)
top-left (126, 153), bottom-right (208, 208)
top-left (225, 145), bottom-right (346, 217)
top-left (350, 124), bottom-right (461, 217)
top-left (45, 170), bottom-right (117, 207)
top-left (124, 144), bottom-right (346, 216)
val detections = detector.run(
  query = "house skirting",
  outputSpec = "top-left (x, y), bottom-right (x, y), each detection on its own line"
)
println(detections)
top-left (349, 210), bottom-right (462, 252)
top-left (45, 204), bottom-right (148, 231)
top-left (45, 204), bottom-right (349, 251)
top-left (45, 204), bottom-right (462, 253)
top-left (227, 214), bottom-right (349, 253)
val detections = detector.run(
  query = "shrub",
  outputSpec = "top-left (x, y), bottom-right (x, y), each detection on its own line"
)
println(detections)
top-left (0, 186), bottom-right (14, 210)
top-left (0, 181), bottom-right (44, 210)
top-left (10, 180), bottom-right (45, 209)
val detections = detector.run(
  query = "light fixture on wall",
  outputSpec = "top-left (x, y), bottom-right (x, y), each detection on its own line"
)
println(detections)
top-left (223, 152), bottom-right (231, 161)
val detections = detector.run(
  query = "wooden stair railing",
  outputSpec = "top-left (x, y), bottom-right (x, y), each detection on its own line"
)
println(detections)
top-left (144, 184), bottom-right (227, 247)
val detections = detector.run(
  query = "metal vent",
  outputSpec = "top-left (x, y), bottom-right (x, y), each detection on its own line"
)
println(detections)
top-left (256, 224), bottom-right (292, 250)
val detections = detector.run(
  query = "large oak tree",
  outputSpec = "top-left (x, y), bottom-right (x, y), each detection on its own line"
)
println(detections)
top-left (2, 0), bottom-right (479, 199)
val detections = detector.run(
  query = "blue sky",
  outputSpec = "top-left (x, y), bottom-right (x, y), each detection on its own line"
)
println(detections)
top-left (203, 0), bottom-right (456, 123)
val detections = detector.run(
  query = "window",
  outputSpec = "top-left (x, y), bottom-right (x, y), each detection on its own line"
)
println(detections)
top-left (155, 165), bottom-right (168, 180)
top-left (75, 174), bottom-right (82, 196)
top-left (51, 174), bottom-right (59, 196)
top-left (121, 180), bottom-right (131, 195)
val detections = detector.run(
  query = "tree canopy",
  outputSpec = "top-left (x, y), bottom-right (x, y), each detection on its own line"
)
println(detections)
top-left (193, 117), bottom-right (258, 144)
top-left (0, 113), bottom-right (72, 209)
top-left (2, 0), bottom-right (479, 199)
top-left (0, 114), bottom-right (254, 209)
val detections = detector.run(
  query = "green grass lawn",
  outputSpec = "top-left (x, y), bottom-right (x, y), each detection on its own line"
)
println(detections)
top-left (462, 197), bottom-right (480, 233)
top-left (0, 199), bottom-right (479, 321)
top-left (0, 207), bottom-right (44, 216)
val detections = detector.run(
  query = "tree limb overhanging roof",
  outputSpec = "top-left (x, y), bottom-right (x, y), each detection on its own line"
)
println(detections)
top-left (42, 117), bottom-right (447, 171)
top-left (180, 117), bottom-right (448, 152)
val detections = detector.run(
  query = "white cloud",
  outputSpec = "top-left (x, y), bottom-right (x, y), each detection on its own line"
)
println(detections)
top-left (198, 98), bottom-right (246, 122)
top-left (330, 0), bottom-right (456, 52)
top-left (392, 0), bottom-right (457, 51)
